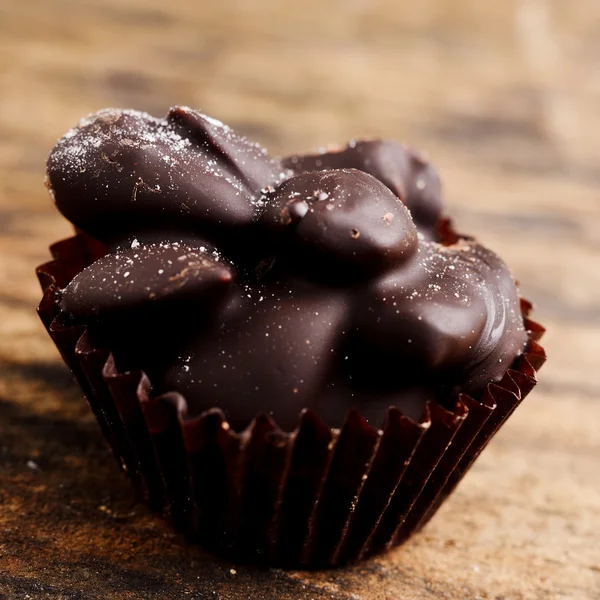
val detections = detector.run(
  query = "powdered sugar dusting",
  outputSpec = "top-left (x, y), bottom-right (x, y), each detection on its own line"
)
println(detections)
top-left (48, 108), bottom-right (193, 179)
top-left (200, 113), bottom-right (230, 131)
top-left (46, 107), bottom-right (287, 225)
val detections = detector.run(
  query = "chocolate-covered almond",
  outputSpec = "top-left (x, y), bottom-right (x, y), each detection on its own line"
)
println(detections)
top-left (260, 169), bottom-right (418, 280)
top-left (283, 140), bottom-right (442, 239)
top-left (348, 241), bottom-right (525, 395)
top-left (47, 107), bottom-right (284, 246)
top-left (60, 240), bottom-right (234, 318)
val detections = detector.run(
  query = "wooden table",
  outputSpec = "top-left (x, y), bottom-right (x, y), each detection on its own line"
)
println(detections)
top-left (1, 1), bottom-right (599, 598)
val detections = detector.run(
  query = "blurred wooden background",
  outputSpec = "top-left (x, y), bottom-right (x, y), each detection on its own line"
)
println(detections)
top-left (1, 0), bottom-right (599, 598)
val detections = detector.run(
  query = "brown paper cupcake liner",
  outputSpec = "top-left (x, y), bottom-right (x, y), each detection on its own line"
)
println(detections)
top-left (36, 233), bottom-right (546, 567)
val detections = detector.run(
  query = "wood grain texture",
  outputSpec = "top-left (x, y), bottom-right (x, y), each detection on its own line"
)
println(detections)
top-left (1, 0), bottom-right (599, 598)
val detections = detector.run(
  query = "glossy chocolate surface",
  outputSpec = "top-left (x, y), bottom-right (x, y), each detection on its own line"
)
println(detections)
top-left (47, 107), bottom-right (527, 431)
top-left (283, 140), bottom-right (442, 239)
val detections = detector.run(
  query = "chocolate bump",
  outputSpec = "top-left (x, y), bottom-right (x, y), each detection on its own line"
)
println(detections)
top-left (60, 240), bottom-right (234, 318)
top-left (260, 169), bottom-right (418, 280)
top-left (283, 140), bottom-right (442, 239)
top-left (47, 107), bottom-right (284, 247)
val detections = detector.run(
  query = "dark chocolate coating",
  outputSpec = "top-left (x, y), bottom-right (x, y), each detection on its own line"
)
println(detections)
top-left (60, 240), bottom-right (234, 318)
top-left (49, 108), bottom-right (527, 431)
top-left (259, 169), bottom-right (418, 280)
top-left (165, 287), bottom-right (349, 430)
top-left (47, 107), bottom-right (285, 247)
top-left (283, 140), bottom-right (442, 239)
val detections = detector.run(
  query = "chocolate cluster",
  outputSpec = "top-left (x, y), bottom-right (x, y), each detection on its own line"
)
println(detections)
top-left (47, 107), bottom-right (526, 431)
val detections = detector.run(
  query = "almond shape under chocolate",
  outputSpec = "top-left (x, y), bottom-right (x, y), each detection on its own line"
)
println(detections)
top-left (283, 140), bottom-right (442, 239)
top-left (259, 169), bottom-right (419, 280)
top-left (47, 107), bottom-right (285, 247)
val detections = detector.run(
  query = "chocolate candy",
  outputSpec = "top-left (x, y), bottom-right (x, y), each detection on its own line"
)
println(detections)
top-left (260, 169), bottom-right (418, 280)
top-left (47, 107), bottom-right (286, 247)
top-left (49, 108), bottom-right (527, 430)
top-left (283, 140), bottom-right (442, 239)
top-left (60, 240), bottom-right (234, 318)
